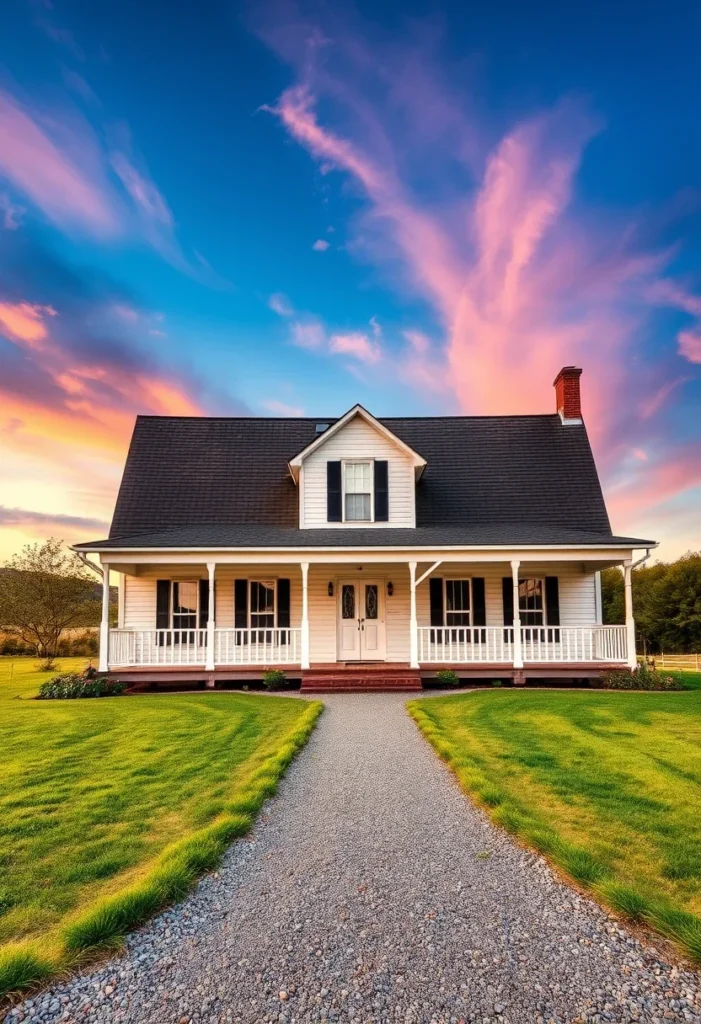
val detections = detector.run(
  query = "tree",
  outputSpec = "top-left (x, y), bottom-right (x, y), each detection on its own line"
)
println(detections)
top-left (600, 567), bottom-right (624, 624)
top-left (649, 553), bottom-right (701, 653)
top-left (632, 561), bottom-right (669, 654)
top-left (597, 556), bottom-right (701, 654)
top-left (0, 539), bottom-right (99, 668)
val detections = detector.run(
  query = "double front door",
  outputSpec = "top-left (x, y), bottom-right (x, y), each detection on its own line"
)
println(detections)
top-left (337, 579), bottom-right (386, 660)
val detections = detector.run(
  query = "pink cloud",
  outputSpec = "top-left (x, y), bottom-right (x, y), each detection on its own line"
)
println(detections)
top-left (0, 192), bottom-right (25, 229)
top-left (291, 319), bottom-right (326, 349)
top-left (262, 399), bottom-right (305, 416)
top-left (110, 150), bottom-right (174, 230)
top-left (0, 89), bottom-right (118, 235)
top-left (678, 329), bottom-right (701, 364)
top-left (0, 301), bottom-right (57, 350)
top-left (639, 376), bottom-right (689, 419)
top-left (269, 292), bottom-right (294, 317)
top-left (312, 238), bottom-right (330, 251)
top-left (329, 331), bottom-right (381, 364)
top-left (606, 445), bottom-right (701, 523)
top-left (261, 18), bottom-right (701, 545)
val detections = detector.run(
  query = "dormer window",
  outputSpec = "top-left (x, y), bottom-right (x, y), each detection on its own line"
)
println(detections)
top-left (344, 461), bottom-right (372, 521)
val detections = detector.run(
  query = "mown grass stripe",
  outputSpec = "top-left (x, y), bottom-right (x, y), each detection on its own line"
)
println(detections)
top-left (407, 694), bottom-right (701, 964)
top-left (0, 699), bottom-right (322, 999)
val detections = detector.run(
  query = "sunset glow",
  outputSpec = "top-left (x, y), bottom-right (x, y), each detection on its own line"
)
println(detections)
top-left (0, 2), bottom-right (699, 559)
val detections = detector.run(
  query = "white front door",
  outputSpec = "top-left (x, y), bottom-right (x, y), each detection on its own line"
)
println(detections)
top-left (337, 580), bottom-right (386, 661)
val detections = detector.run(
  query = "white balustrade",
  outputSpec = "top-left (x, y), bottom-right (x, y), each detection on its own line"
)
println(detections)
top-left (107, 627), bottom-right (301, 667)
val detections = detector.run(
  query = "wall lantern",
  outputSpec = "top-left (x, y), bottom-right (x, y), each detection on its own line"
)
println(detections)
top-left (387, 581), bottom-right (394, 597)
top-left (328, 582), bottom-right (334, 597)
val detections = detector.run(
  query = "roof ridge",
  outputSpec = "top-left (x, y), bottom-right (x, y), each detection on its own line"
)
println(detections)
top-left (134, 412), bottom-right (564, 423)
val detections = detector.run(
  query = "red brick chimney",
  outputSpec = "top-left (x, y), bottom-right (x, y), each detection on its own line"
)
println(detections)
top-left (553, 366), bottom-right (583, 423)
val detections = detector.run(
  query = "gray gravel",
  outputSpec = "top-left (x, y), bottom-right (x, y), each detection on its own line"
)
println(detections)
top-left (5, 692), bottom-right (700, 1024)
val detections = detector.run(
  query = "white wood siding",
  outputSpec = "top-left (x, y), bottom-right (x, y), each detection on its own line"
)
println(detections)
top-left (301, 415), bottom-right (415, 528)
top-left (415, 561), bottom-right (597, 628)
top-left (122, 560), bottom-right (597, 662)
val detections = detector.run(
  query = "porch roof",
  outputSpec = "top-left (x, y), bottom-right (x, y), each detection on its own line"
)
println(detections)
top-left (74, 523), bottom-right (655, 552)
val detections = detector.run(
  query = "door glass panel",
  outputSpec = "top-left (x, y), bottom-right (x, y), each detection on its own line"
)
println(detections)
top-left (342, 584), bottom-right (356, 619)
top-left (365, 584), bottom-right (378, 620)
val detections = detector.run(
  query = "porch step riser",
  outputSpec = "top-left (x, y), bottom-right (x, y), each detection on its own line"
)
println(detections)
top-left (301, 670), bottom-right (422, 693)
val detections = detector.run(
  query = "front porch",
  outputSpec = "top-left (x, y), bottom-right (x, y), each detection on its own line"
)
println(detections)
top-left (106, 623), bottom-right (628, 670)
top-left (99, 551), bottom-right (637, 682)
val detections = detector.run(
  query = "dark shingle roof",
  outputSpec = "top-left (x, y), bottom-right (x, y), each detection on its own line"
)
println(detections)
top-left (76, 414), bottom-right (655, 550)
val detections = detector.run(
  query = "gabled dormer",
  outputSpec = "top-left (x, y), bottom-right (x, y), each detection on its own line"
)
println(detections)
top-left (288, 405), bottom-right (427, 528)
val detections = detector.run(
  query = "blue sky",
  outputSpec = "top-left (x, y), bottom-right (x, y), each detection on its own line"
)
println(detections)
top-left (0, 0), bottom-right (700, 558)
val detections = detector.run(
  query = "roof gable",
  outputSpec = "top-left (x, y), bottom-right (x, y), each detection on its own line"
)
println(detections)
top-left (288, 404), bottom-right (426, 482)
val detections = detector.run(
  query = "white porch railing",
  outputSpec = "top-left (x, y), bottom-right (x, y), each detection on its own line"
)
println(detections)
top-left (213, 628), bottom-right (300, 665)
top-left (520, 625), bottom-right (627, 663)
top-left (418, 626), bottom-right (515, 664)
top-left (417, 625), bottom-right (627, 664)
top-left (109, 629), bottom-right (208, 667)
top-left (108, 627), bottom-right (301, 668)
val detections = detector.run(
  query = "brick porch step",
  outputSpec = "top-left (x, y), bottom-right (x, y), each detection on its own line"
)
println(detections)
top-left (301, 665), bottom-right (422, 693)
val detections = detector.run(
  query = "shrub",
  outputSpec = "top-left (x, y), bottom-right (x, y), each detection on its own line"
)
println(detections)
top-left (593, 662), bottom-right (682, 691)
top-left (490, 679), bottom-right (503, 687)
top-left (262, 669), bottom-right (288, 691)
top-left (436, 669), bottom-right (460, 687)
top-left (38, 671), bottom-right (125, 700)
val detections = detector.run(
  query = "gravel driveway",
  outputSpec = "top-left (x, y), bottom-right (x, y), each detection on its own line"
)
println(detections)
top-left (5, 692), bottom-right (700, 1024)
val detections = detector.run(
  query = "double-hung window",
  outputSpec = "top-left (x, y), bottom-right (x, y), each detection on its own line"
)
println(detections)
top-left (250, 579), bottom-right (276, 641)
top-left (518, 578), bottom-right (544, 625)
top-left (519, 578), bottom-right (545, 640)
top-left (344, 461), bottom-right (372, 521)
top-left (445, 579), bottom-right (471, 626)
top-left (172, 581), bottom-right (198, 631)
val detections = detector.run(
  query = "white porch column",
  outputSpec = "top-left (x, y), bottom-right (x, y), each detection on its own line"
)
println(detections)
top-left (98, 562), bottom-right (110, 673)
top-left (511, 559), bottom-right (523, 669)
top-left (205, 562), bottom-right (216, 671)
top-left (409, 561), bottom-right (419, 669)
top-left (300, 562), bottom-right (310, 670)
top-left (624, 562), bottom-right (637, 669)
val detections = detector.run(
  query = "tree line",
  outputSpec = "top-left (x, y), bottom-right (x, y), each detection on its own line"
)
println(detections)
top-left (601, 551), bottom-right (701, 654)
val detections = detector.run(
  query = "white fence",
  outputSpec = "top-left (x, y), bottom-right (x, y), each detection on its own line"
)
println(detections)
top-left (655, 653), bottom-right (701, 671)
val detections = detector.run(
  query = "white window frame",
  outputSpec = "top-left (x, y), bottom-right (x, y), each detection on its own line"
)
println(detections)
top-left (171, 580), bottom-right (199, 629)
top-left (342, 459), bottom-right (375, 523)
top-left (248, 578), bottom-right (278, 630)
top-left (444, 578), bottom-right (473, 627)
top-left (518, 577), bottom-right (547, 626)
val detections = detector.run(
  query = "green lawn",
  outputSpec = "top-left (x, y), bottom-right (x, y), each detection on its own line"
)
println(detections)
top-left (0, 657), bottom-right (321, 995)
top-left (409, 674), bottom-right (701, 962)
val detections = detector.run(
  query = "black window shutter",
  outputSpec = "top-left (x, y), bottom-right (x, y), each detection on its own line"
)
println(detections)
top-left (545, 576), bottom-right (560, 626)
top-left (502, 578), bottom-right (514, 625)
top-left (234, 579), bottom-right (248, 644)
top-left (156, 579), bottom-right (171, 646)
top-left (327, 461), bottom-right (342, 522)
top-left (199, 579), bottom-right (209, 628)
top-left (277, 579), bottom-right (291, 646)
top-left (374, 460), bottom-right (389, 521)
top-left (472, 578), bottom-right (486, 626)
